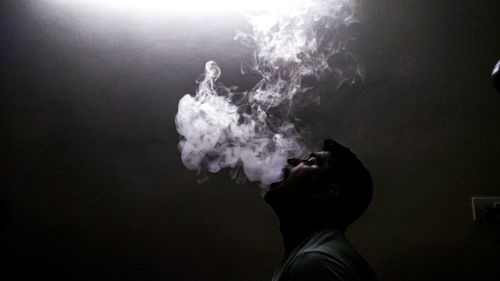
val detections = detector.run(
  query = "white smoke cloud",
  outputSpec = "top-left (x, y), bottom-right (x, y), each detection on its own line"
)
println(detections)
top-left (175, 0), bottom-right (362, 189)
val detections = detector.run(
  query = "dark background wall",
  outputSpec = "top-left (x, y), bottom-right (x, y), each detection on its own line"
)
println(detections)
top-left (1, 1), bottom-right (500, 280)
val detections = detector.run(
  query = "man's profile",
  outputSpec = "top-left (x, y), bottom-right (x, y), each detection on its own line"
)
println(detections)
top-left (264, 138), bottom-right (377, 281)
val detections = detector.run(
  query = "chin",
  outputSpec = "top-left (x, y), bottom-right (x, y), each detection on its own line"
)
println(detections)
top-left (269, 179), bottom-right (287, 191)
top-left (269, 182), bottom-right (279, 190)
top-left (265, 181), bottom-right (283, 204)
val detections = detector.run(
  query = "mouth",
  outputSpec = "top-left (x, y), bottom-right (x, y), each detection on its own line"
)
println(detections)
top-left (269, 165), bottom-right (291, 190)
top-left (269, 181), bottom-right (281, 190)
top-left (269, 168), bottom-right (290, 190)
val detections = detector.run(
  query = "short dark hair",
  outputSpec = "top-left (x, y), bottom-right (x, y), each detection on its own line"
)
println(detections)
top-left (320, 138), bottom-right (373, 227)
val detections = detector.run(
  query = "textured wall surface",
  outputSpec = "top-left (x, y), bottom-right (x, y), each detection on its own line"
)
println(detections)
top-left (1, 1), bottom-right (500, 280)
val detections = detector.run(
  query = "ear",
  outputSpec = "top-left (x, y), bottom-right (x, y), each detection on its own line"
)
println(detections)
top-left (312, 184), bottom-right (341, 200)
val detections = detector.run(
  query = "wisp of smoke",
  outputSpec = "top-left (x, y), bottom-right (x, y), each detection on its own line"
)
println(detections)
top-left (175, 0), bottom-right (363, 190)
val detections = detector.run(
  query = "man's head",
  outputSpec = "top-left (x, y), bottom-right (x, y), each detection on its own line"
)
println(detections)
top-left (264, 139), bottom-right (373, 229)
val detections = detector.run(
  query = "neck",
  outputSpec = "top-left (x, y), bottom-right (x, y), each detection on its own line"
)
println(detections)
top-left (278, 214), bottom-right (343, 256)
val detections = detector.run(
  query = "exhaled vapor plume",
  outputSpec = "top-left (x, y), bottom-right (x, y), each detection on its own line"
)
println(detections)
top-left (175, 0), bottom-right (362, 189)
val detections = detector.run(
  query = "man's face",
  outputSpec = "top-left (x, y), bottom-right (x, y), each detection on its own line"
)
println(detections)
top-left (265, 151), bottom-right (333, 207)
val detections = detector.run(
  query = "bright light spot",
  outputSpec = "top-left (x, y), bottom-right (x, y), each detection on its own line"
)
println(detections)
top-left (52, 0), bottom-right (306, 15)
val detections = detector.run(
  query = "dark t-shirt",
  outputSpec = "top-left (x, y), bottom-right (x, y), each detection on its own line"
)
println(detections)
top-left (271, 228), bottom-right (377, 281)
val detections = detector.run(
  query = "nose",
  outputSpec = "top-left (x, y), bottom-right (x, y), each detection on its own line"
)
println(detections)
top-left (287, 158), bottom-right (301, 167)
top-left (283, 158), bottom-right (300, 179)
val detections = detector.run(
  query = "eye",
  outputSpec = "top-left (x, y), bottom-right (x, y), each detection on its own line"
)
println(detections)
top-left (303, 157), bottom-right (317, 166)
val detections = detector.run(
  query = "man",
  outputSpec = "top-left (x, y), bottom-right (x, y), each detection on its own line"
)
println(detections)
top-left (264, 139), bottom-right (377, 281)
